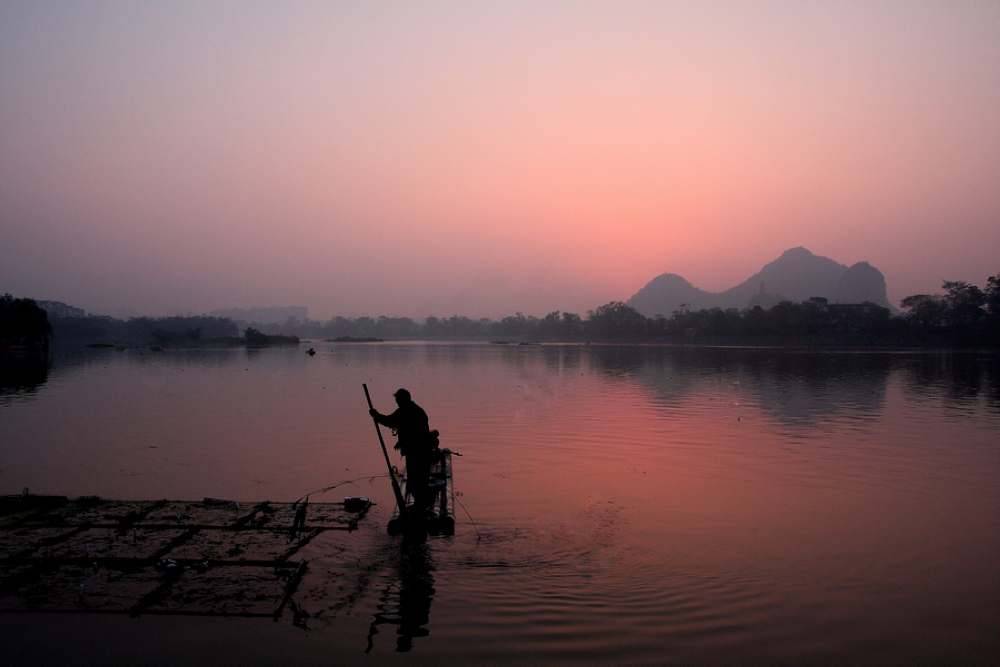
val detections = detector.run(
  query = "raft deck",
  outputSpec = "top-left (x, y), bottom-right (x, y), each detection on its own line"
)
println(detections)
top-left (0, 494), bottom-right (370, 620)
top-left (387, 448), bottom-right (456, 536)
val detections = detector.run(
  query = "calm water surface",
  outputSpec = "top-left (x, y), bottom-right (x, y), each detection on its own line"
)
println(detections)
top-left (1, 343), bottom-right (998, 664)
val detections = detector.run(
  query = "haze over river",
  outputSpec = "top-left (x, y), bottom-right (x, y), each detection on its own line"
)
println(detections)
top-left (2, 343), bottom-right (998, 664)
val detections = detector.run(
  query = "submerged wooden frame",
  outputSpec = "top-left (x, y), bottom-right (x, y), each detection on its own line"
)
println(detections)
top-left (0, 495), bottom-right (370, 620)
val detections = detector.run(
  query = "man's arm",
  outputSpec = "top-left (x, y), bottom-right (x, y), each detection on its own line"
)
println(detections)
top-left (369, 408), bottom-right (400, 429)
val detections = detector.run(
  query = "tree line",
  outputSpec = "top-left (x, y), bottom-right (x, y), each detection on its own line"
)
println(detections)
top-left (898, 278), bottom-right (1000, 344)
top-left (238, 274), bottom-right (1000, 347)
top-left (7, 273), bottom-right (999, 348)
top-left (49, 314), bottom-right (240, 344)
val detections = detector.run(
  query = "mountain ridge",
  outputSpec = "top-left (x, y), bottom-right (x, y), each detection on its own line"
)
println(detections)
top-left (627, 248), bottom-right (894, 316)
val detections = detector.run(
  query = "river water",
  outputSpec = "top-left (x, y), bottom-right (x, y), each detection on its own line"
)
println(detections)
top-left (1, 343), bottom-right (998, 664)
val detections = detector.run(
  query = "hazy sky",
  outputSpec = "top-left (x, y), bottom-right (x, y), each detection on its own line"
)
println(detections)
top-left (2, 2), bottom-right (998, 319)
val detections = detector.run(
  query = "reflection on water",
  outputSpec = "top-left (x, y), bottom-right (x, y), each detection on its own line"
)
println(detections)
top-left (901, 351), bottom-right (1000, 411)
top-left (598, 347), bottom-right (892, 427)
top-left (29, 343), bottom-right (1000, 420)
top-left (1, 343), bottom-right (997, 663)
top-left (366, 537), bottom-right (436, 653)
top-left (0, 350), bottom-right (49, 406)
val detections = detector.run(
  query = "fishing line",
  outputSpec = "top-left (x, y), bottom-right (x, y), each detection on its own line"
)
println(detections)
top-left (292, 474), bottom-right (390, 508)
top-left (452, 490), bottom-right (481, 541)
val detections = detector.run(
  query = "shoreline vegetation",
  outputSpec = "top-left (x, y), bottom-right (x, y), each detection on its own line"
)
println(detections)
top-left (0, 308), bottom-right (299, 350)
top-left (4, 275), bottom-right (999, 351)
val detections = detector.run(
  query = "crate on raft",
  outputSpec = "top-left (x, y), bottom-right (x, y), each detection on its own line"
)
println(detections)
top-left (0, 494), bottom-right (372, 620)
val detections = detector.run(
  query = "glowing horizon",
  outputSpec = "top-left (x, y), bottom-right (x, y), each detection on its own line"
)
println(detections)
top-left (2, 2), bottom-right (998, 319)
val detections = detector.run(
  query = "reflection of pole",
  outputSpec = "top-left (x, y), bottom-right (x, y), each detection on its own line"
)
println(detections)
top-left (364, 384), bottom-right (407, 518)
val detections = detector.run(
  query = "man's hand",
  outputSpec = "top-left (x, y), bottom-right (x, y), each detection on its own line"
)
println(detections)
top-left (369, 408), bottom-right (379, 419)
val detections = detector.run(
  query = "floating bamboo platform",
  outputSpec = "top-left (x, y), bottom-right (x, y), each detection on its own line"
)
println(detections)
top-left (0, 494), bottom-right (371, 620)
top-left (387, 448), bottom-right (456, 536)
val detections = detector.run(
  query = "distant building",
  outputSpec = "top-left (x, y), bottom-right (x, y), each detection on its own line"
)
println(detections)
top-left (36, 300), bottom-right (86, 318)
top-left (747, 282), bottom-right (782, 310)
top-left (209, 306), bottom-right (308, 324)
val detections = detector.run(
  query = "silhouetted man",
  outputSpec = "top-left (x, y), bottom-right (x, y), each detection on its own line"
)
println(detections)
top-left (369, 389), bottom-right (434, 512)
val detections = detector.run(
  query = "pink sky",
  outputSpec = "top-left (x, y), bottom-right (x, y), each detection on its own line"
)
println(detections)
top-left (2, 2), bottom-right (998, 319)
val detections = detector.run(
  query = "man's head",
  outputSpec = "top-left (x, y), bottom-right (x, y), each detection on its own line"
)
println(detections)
top-left (393, 388), bottom-right (411, 406)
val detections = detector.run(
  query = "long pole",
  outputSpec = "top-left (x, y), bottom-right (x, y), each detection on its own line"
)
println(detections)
top-left (363, 384), bottom-right (407, 517)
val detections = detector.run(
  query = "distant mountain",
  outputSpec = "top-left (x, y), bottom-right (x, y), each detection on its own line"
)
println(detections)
top-left (627, 248), bottom-right (893, 316)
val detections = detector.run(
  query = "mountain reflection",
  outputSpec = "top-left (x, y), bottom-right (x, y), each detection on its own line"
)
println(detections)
top-left (366, 538), bottom-right (436, 653)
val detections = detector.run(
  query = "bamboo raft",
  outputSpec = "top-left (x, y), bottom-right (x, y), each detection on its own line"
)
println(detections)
top-left (0, 494), bottom-right (370, 620)
top-left (386, 448), bottom-right (456, 537)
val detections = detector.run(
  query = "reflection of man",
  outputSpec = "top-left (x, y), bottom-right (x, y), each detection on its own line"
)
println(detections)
top-left (369, 389), bottom-right (433, 511)
top-left (366, 540), bottom-right (436, 653)
top-left (395, 540), bottom-right (434, 651)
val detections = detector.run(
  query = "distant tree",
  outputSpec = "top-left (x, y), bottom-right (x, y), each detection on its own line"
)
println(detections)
top-left (986, 274), bottom-right (1000, 315)
top-left (984, 274), bottom-right (1000, 332)
top-left (649, 313), bottom-right (669, 337)
top-left (800, 297), bottom-right (832, 334)
top-left (127, 316), bottom-right (237, 340)
top-left (373, 315), bottom-right (420, 339)
top-left (441, 315), bottom-right (482, 338)
top-left (743, 305), bottom-right (769, 337)
top-left (561, 312), bottom-right (583, 338)
top-left (423, 316), bottom-right (442, 338)
top-left (766, 300), bottom-right (800, 335)
top-left (49, 314), bottom-right (114, 342)
top-left (586, 302), bottom-right (648, 338)
top-left (0, 294), bottom-right (51, 348)
top-left (900, 294), bottom-right (947, 329)
top-left (150, 329), bottom-right (175, 345)
top-left (537, 311), bottom-right (562, 339)
top-left (942, 280), bottom-right (985, 329)
top-left (354, 317), bottom-right (375, 337)
top-left (244, 327), bottom-right (269, 345)
top-left (497, 312), bottom-right (529, 339)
